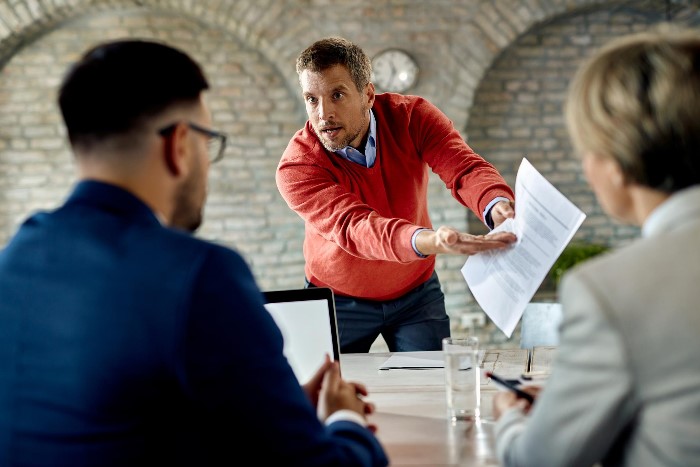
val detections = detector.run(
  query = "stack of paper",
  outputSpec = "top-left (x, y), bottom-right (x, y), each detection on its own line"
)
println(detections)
top-left (462, 158), bottom-right (586, 337)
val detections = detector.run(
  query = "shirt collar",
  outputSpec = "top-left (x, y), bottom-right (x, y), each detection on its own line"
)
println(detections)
top-left (333, 110), bottom-right (376, 168)
top-left (642, 185), bottom-right (700, 237)
top-left (366, 109), bottom-right (377, 166)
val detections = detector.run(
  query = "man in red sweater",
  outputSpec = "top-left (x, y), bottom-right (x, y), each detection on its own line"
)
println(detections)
top-left (276, 37), bottom-right (517, 353)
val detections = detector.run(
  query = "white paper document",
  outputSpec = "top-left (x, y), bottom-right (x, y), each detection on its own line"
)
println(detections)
top-left (379, 351), bottom-right (444, 370)
top-left (462, 158), bottom-right (586, 337)
top-left (378, 351), bottom-right (481, 370)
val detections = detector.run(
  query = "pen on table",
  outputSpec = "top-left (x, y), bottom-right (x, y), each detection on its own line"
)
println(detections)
top-left (485, 371), bottom-right (535, 403)
top-left (521, 370), bottom-right (549, 381)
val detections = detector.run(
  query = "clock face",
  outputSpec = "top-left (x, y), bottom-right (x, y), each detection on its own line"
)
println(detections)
top-left (371, 49), bottom-right (418, 93)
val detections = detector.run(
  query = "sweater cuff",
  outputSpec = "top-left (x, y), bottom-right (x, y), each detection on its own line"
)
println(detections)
top-left (411, 228), bottom-right (432, 258)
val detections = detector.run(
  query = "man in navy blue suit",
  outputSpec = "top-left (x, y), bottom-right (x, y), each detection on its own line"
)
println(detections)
top-left (0, 39), bottom-right (387, 467)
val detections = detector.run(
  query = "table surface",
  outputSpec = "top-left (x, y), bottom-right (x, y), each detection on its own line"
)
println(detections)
top-left (340, 347), bottom-right (556, 466)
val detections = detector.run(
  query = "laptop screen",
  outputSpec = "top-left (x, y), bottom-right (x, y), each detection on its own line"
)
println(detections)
top-left (263, 287), bottom-right (340, 384)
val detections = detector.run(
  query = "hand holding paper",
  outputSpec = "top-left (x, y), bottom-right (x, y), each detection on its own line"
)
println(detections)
top-left (462, 158), bottom-right (586, 337)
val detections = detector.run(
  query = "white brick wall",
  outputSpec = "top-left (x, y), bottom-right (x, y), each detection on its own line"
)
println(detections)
top-left (0, 0), bottom-right (696, 347)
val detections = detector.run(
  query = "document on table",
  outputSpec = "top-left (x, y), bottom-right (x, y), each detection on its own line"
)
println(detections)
top-left (462, 158), bottom-right (586, 337)
top-left (379, 351), bottom-right (477, 370)
top-left (379, 351), bottom-right (445, 370)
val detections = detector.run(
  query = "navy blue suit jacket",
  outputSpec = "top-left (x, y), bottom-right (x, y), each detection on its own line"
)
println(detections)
top-left (0, 181), bottom-right (387, 467)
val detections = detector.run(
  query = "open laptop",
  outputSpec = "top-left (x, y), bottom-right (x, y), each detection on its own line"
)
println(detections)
top-left (262, 287), bottom-right (340, 384)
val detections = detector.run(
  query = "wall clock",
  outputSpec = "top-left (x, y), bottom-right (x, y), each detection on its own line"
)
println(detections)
top-left (371, 48), bottom-right (419, 93)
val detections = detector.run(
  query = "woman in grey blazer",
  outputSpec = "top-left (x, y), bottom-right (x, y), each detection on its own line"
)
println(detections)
top-left (492, 24), bottom-right (700, 467)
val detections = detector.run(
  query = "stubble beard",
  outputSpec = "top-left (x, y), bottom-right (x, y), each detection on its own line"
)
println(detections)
top-left (314, 105), bottom-right (369, 152)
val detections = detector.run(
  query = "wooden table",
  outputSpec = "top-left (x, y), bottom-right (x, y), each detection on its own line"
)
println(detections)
top-left (340, 348), bottom-right (555, 466)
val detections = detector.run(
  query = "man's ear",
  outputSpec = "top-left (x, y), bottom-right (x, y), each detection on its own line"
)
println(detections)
top-left (162, 122), bottom-right (189, 177)
top-left (365, 82), bottom-right (375, 107)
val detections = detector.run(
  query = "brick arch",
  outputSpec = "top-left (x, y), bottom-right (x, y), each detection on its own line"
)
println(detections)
top-left (0, 0), bottom-right (693, 128)
top-left (0, 5), bottom-right (306, 291)
top-left (3, 0), bottom-right (697, 339)
top-left (465, 0), bottom-right (700, 252)
top-left (0, 0), bottom-right (330, 122)
top-left (0, 0), bottom-right (626, 129)
top-left (1, 0), bottom-right (695, 127)
top-left (445, 0), bottom-right (690, 130)
top-left (444, 0), bottom-right (700, 320)
top-left (0, 0), bottom-right (639, 320)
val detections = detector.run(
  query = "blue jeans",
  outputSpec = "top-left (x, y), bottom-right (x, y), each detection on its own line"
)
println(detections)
top-left (305, 271), bottom-right (451, 353)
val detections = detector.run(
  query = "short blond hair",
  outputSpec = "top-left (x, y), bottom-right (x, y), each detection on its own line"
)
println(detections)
top-left (565, 24), bottom-right (700, 192)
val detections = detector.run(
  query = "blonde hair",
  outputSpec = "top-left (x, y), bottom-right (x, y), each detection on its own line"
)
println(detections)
top-left (565, 24), bottom-right (700, 192)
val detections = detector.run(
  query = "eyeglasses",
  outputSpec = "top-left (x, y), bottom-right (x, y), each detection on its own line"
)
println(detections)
top-left (158, 121), bottom-right (228, 163)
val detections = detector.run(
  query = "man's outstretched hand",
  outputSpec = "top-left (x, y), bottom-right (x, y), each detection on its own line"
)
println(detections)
top-left (415, 225), bottom-right (516, 256)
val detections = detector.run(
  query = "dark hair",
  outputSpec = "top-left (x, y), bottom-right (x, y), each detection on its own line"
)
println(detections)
top-left (58, 39), bottom-right (209, 148)
top-left (295, 37), bottom-right (372, 92)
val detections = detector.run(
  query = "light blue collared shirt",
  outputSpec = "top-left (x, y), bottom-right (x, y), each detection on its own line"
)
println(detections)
top-left (335, 109), bottom-right (507, 257)
top-left (333, 110), bottom-right (377, 168)
top-left (483, 197), bottom-right (511, 229)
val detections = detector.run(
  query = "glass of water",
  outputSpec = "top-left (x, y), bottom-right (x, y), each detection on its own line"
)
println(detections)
top-left (442, 336), bottom-right (480, 423)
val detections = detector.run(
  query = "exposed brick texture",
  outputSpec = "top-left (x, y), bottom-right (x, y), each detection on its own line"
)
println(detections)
top-left (0, 0), bottom-right (698, 350)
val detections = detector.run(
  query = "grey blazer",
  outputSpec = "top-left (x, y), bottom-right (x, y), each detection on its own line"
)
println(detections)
top-left (495, 186), bottom-right (700, 467)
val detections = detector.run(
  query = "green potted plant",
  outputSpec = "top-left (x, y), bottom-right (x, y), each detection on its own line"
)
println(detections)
top-left (549, 242), bottom-right (609, 286)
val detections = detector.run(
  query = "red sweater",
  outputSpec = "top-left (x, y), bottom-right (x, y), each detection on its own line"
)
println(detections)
top-left (276, 93), bottom-right (514, 301)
